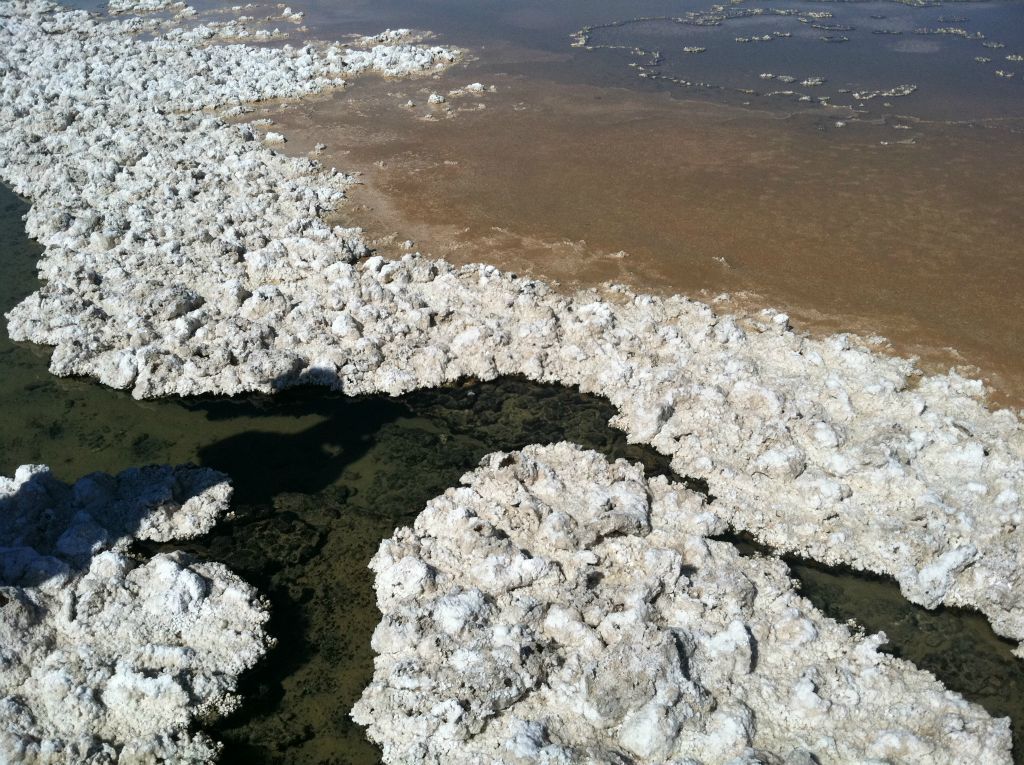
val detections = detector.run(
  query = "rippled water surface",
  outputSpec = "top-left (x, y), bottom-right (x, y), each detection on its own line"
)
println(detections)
top-left (257, 0), bottom-right (1024, 125)
top-left (578, 0), bottom-right (1024, 123)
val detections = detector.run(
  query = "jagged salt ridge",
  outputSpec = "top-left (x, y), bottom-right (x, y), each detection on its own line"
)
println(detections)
top-left (1, 1), bottom-right (1022, 654)
top-left (108, 0), bottom-right (184, 12)
top-left (354, 444), bottom-right (1011, 764)
top-left (0, 463), bottom-right (270, 764)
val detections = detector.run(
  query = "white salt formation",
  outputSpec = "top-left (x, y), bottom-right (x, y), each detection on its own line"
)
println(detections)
top-left (0, 464), bottom-right (270, 763)
top-left (107, 0), bottom-right (185, 12)
top-left (1, 0), bottom-right (1023, 679)
top-left (354, 444), bottom-right (1011, 764)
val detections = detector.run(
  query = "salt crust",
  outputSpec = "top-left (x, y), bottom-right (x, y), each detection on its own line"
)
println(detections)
top-left (0, 0), bottom-right (1022, 680)
top-left (107, 0), bottom-right (184, 12)
top-left (0, 463), bottom-right (270, 764)
top-left (354, 443), bottom-right (1011, 764)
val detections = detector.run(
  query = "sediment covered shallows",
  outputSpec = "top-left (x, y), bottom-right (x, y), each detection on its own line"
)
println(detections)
top-left (0, 0), bottom-right (1022, 681)
top-left (355, 443), bottom-right (1011, 763)
top-left (0, 464), bottom-right (270, 763)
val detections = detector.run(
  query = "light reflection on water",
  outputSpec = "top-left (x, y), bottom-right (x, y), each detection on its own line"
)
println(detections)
top-left (576, 0), bottom-right (1024, 124)
top-left (70, 0), bottom-right (1024, 128)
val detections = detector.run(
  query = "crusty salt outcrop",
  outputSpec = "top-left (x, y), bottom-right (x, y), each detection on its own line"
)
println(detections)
top-left (0, 463), bottom-right (270, 763)
top-left (1, 0), bottom-right (1023, 657)
top-left (354, 443), bottom-right (1011, 764)
top-left (107, 0), bottom-right (184, 12)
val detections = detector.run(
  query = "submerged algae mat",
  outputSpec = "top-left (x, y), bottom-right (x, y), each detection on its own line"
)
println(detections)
top-left (2, 184), bottom-right (1023, 762)
top-left (184, 383), bottom-right (1024, 765)
top-left (156, 377), bottom-right (692, 764)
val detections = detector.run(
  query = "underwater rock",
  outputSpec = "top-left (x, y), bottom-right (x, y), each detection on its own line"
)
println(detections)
top-left (0, 463), bottom-right (270, 763)
top-left (354, 444), bottom-right (1011, 764)
top-left (1, 0), bottom-right (1024, 661)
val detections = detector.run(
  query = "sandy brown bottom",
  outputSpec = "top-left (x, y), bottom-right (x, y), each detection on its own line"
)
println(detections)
top-left (260, 64), bottom-right (1024, 410)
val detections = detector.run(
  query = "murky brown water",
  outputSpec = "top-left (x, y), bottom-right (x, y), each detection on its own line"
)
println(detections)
top-left (262, 61), bottom-right (1024, 409)
top-left (8, 1), bottom-right (1024, 759)
top-left (4, 48), bottom-right (1024, 764)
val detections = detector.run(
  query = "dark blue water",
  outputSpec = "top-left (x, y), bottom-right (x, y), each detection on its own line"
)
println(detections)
top-left (74, 0), bottom-right (1024, 125)
top-left (183, 0), bottom-right (1022, 125)
top-left (578, 0), bottom-right (1024, 122)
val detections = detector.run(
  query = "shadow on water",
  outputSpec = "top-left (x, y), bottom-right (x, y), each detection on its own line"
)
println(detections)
top-left (1, 183), bottom-right (1022, 762)
top-left (160, 376), bottom-right (1024, 765)
top-left (189, 393), bottom-right (408, 506)
top-left (144, 376), bottom-right (691, 765)
top-left (0, 465), bottom-right (226, 588)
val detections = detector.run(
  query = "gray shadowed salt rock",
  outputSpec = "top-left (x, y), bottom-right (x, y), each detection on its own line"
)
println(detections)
top-left (353, 443), bottom-right (1011, 764)
top-left (1, 0), bottom-right (1023, 660)
top-left (0, 464), bottom-right (271, 764)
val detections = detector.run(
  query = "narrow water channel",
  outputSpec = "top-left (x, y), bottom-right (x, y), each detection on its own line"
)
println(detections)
top-left (2, 182), bottom-right (1021, 762)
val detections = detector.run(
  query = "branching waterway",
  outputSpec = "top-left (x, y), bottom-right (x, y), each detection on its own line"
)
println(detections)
top-left (2, 177), bottom-right (1023, 762)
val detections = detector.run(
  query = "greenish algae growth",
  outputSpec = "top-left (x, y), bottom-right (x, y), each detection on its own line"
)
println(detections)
top-left (2, 182), bottom-right (1021, 763)
top-left (153, 377), bottom-right (684, 765)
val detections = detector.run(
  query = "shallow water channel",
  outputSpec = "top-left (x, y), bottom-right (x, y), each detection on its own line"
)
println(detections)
top-left (2, 181), bottom-right (1023, 761)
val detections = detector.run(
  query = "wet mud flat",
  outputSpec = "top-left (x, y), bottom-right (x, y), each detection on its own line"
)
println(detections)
top-left (2, 185), bottom-right (1024, 762)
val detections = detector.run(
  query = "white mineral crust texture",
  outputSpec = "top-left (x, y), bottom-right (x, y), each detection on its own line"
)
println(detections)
top-left (0, 463), bottom-right (270, 764)
top-left (354, 443), bottom-right (1011, 764)
top-left (1, 0), bottom-right (1023, 657)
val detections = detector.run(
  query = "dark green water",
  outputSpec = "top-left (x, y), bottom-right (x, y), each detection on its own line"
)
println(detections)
top-left (2, 182), bottom-right (1022, 762)
top-left (145, 378), bottom-right (689, 764)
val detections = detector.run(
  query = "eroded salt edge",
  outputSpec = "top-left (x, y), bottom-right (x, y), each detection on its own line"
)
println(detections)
top-left (354, 443), bottom-right (1012, 763)
top-left (0, 0), bottom-right (1022, 696)
top-left (0, 462), bottom-right (271, 763)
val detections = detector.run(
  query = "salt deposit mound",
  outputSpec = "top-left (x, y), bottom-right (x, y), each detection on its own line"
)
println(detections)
top-left (0, 464), bottom-right (270, 764)
top-left (354, 443), bottom-right (1011, 764)
top-left (1, 0), bottom-right (1023, 660)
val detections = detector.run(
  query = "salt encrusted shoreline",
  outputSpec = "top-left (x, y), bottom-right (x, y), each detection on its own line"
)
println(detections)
top-left (355, 443), bottom-right (1011, 763)
top-left (1, 0), bottom-right (1022, 654)
top-left (0, 463), bottom-right (270, 763)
